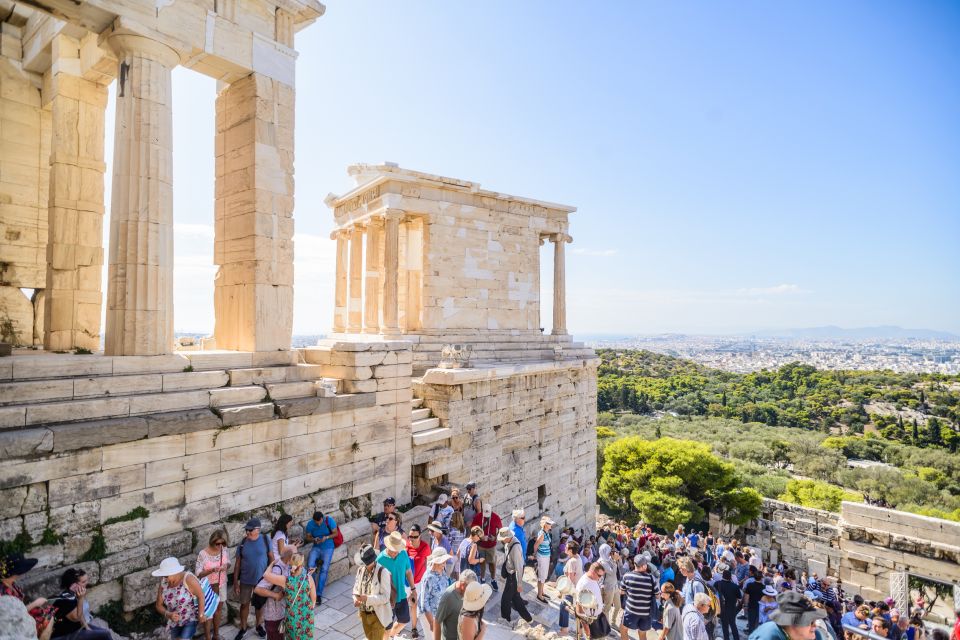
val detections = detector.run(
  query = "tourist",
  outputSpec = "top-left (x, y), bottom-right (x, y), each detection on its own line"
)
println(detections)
top-left (471, 502), bottom-right (501, 591)
top-left (459, 526), bottom-right (483, 575)
top-left (304, 510), bottom-right (338, 605)
top-left (233, 518), bottom-right (272, 640)
top-left (559, 541), bottom-right (584, 636)
top-left (447, 512), bottom-right (466, 578)
top-left (874, 617), bottom-right (892, 639)
top-left (659, 556), bottom-right (676, 587)
top-left (419, 547), bottom-right (454, 634)
top-left (258, 554), bottom-right (315, 639)
top-left (534, 516), bottom-right (555, 603)
top-left (450, 488), bottom-right (464, 515)
top-left (196, 529), bottom-right (231, 640)
top-left (889, 611), bottom-right (904, 640)
top-left (0, 552), bottom-right (54, 639)
top-left (407, 524), bottom-right (429, 639)
top-left (841, 604), bottom-right (871, 632)
top-left (153, 557), bottom-right (208, 640)
top-left (459, 581), bottom-right (493, 640)
top-left (270, 514), bottom-right (293, 558)
top-left (378, 531), bottom-right (417, 640)
top-left (427, 521), bottom-right (451, 557)
top-left (497, 527), bottom-right (533, 624)
top-left (679, 556), bottom-right (715, 636)
top-left (375, 511), bottom-right (402, 551)
top-left (715, 569), bottom-right (743, 640)
top-left (705, 532), bottom-right (715, 567)
top-left (511, 509), bottom-right (528, 560)
top-left (253, 546), bottom-right (293, 640)
top-left (906, 612), bottom-right (926, 640)
top-left (620, 553), bottom-right (657, 640)
top-left (576, 562), bottom-right (607, 639)
top-left (747, 592), bottom-right (827, 640)
top-left (371, 497), bottom-right (402, 542)
top-left (598, 543), bottom-right (621, 628)
top-left (557, 575), bottom-right (577, 637)
top-left (463, 483), bottom-right (479, 525)
top-left (352, 544), bottom-right (393, 640)
top-left (429, 494), bottom-right (454, 530)
top-left (658, 582), bottom-right (683, 640)
top-left (0, 593), bottom-right (39, 639)
top-left (581, 540), bottom-right (597, 568)
top-left (735, 553), bottom-right (750, 584)
top-left (51, 568), bottom-right (111, 639)
top-left (758, 585), bottom-right (779, 625)
top-left (742, 566), bottom-right (766, 633)
top-left (682, 593), bottom-right (711, 640)
top-left (433, 569), bottom-right (476, 640)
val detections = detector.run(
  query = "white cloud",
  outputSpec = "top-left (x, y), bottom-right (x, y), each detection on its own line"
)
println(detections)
top-left (734, 284), bottom-right (808, 297)
top-left (174, 223), bottom-right (215, 239)
top-left (571, 248), bottom-right (618, 257)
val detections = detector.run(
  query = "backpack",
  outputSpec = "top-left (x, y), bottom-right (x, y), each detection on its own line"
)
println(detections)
top-left (500, 541), bottom-right (520, 579)
top-left (699, 578), bottom-right (721, 618)
top-left (377, 566), bottom-right (397, 604)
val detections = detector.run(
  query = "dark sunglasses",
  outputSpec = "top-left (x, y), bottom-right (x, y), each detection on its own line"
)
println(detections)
top-left (409, 534), bottom-right (420, 539)
top-left (215, 541), bottom-right (226, 546)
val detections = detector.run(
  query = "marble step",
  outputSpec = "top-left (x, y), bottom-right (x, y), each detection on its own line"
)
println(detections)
top-left (265, 381), bottom-right (317, 400)
top-left (411, 397), bottom-right (424, 409)
top-left (20, 390), bottom-right (214, 426)
top-left (412, 426), bottom-right (452, 447)
top-left (411, 417), bottom-right (440, 434)
top-left (226, 364), bottom-right (325, 386)
top-left (209, 386), bottom-right (268, 408)
top-left (411, 407), bottom-right (431, 421)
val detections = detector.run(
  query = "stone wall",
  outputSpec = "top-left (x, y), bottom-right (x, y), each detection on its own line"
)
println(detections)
top-left (413, 359), bottom-right (599, 533)
top-left (712, 499), bottom-right (960, 607)
top-left (0, 341), bottom-right (412, 612)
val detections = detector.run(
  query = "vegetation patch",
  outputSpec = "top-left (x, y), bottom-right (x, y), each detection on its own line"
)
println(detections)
top-left (103, 506), bottom-right (150, 526)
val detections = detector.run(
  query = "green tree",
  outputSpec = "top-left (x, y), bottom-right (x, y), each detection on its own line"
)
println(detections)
top-left (779, 479), bottom-right (860, 512)
top-left (598, 437), bottom-right (761, 530)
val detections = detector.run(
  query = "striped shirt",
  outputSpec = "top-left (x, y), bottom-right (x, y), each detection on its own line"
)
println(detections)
top-left (620, 569), bottom-right (657, 617)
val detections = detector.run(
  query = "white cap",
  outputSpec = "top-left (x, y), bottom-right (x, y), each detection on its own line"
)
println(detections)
top-left (512, 509), bottom-right (525, 519)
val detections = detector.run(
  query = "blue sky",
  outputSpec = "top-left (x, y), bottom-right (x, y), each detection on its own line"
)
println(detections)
top-left (107, 1), bottom-right (960, 335)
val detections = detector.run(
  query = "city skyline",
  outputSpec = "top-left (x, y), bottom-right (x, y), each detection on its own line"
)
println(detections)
top-left (98, 2), bottom-right (959, 336)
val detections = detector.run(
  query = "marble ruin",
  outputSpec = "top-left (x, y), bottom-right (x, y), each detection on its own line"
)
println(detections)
top-left (0, 0), bottom-right (598, 615)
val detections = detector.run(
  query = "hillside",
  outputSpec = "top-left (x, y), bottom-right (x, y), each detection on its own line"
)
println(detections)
top-left (597, 348), bottom-right (960, 450)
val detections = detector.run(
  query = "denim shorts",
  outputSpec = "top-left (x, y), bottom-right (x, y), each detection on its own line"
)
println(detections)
top-left (170, 622), bottom-right (199, 639)
top-left (393, 597), bottom-right (411, 624)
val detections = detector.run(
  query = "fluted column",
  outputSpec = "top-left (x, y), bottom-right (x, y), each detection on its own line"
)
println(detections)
top-left (347, 227), bottom-right (363, 332)
top-left (382, 211), bottom-right (402, 333)
top-left (332, 230), bottom-right (348, 333)
top-left (552, 233), bottom-right (569, 335)
top-left (364, 220), bottom-right (381, 333)
top-left (104, 34), bottom-right (179, 355)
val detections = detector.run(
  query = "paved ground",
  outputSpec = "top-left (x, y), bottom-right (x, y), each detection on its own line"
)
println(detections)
top-left (214, 568), bottom-right (751, 640)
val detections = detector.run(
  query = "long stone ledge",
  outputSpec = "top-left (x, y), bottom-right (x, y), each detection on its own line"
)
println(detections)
top-left (420, 357), bottom-right (601, 385)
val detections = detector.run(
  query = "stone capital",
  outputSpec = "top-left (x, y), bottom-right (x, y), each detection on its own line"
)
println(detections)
top-left (106, 33), bottom-right (180, 68)
top-left (383, 209), bottom-right (406, 222)
top-left (552, 233), bottom-right (572, 244)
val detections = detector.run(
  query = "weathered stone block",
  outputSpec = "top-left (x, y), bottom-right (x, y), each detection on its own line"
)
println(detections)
top-left (50, 500), bottom-right (100, 532)
top-left (217, 402), bottom-right (275, 427)
top-left (103, 518), bottom-right (144, 554)
top-left (145, 409), bottom-right (221, 437)
top-left (50, 417), bottom-right (148, 452)
top-left (99, 544), bottom-right (149, 582)
top-left (146, 530), bottom-right (193, 565)
top-left (276, 396), bottom-right (319, 418)
top-left (0, 428), bottom-right (53, 457)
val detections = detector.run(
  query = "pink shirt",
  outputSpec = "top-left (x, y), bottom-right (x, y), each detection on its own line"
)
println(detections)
top-left (196, 548), bottom-right (230, 588)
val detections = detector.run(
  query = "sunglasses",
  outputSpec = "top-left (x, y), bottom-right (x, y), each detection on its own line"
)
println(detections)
top-left (409, 534), bottom-right (420, 539)
top-left (215, 541), bottom-right (226, 546)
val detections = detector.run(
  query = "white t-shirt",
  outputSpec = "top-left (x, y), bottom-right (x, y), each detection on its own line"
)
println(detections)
top-left (271, 531), bottom-right (287, 557)
top-left (576, 573), bottom-right (603, 616)
top-left (565, 555), bottom-right (584, 584)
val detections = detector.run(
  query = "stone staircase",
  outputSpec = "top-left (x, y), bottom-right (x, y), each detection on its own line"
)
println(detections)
top-left (0, 352), bottom-right (339, 432)
top-left (410, 395), bottom-right (450, 446)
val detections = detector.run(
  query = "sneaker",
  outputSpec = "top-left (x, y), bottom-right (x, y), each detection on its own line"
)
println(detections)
top-left (233, 630), bottom-right (246, 640)
top-left (491, 580), bottom-right (499, 592)
top-left (255, 625), bottom-right (266, 638)
top-left (411, 630), bottom-right (420, 639)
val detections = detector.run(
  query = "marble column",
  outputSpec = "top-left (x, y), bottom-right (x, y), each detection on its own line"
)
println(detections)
top-left (213, 73), bottom-right (296, 351)
top-left (364, 220), bottom-right (381, 333)
top-left (104, 34), bottom-right (179, 356)
top-left (347, 227), bottom-right (363, 332)
top-left (332, 230), bottom-right (348, 333)
top-left (552, 233), bottom-right (569, 335)
top-left (382, 211), bottom-right (402, 333)
top-left (44, 34), bottom-right (108, 352)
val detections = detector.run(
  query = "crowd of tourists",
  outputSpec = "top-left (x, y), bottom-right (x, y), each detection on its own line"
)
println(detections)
top-left (2, 497), bottom-right (960, 640)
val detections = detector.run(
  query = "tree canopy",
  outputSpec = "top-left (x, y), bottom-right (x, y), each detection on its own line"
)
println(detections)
top-left (598, 436), bottom-right (762, 530)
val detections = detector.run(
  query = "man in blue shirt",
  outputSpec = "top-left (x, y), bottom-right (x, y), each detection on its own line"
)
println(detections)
top-left (305, 510), bottom-right (338, 605)
top-left (233, 518), bottom-right (272, 640)
top-left (841, 605), bottom-right (871, 631)
top-left (510, 509), bottom-right (528, 560)
top-left (377, 531), bottom-right (417, 639)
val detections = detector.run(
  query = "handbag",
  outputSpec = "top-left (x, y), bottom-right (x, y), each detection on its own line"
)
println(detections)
top-left (198, 575), bottom-right (220, 619)
top-left (588, 612), bottom-right (611, 639)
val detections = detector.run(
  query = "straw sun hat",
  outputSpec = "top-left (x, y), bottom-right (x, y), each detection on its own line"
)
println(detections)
top-left (463, 581), bottom-right (494, 612)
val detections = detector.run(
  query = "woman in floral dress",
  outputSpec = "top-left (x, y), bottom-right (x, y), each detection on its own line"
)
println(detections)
top-left (260, 553), bottom-right (316, 639)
